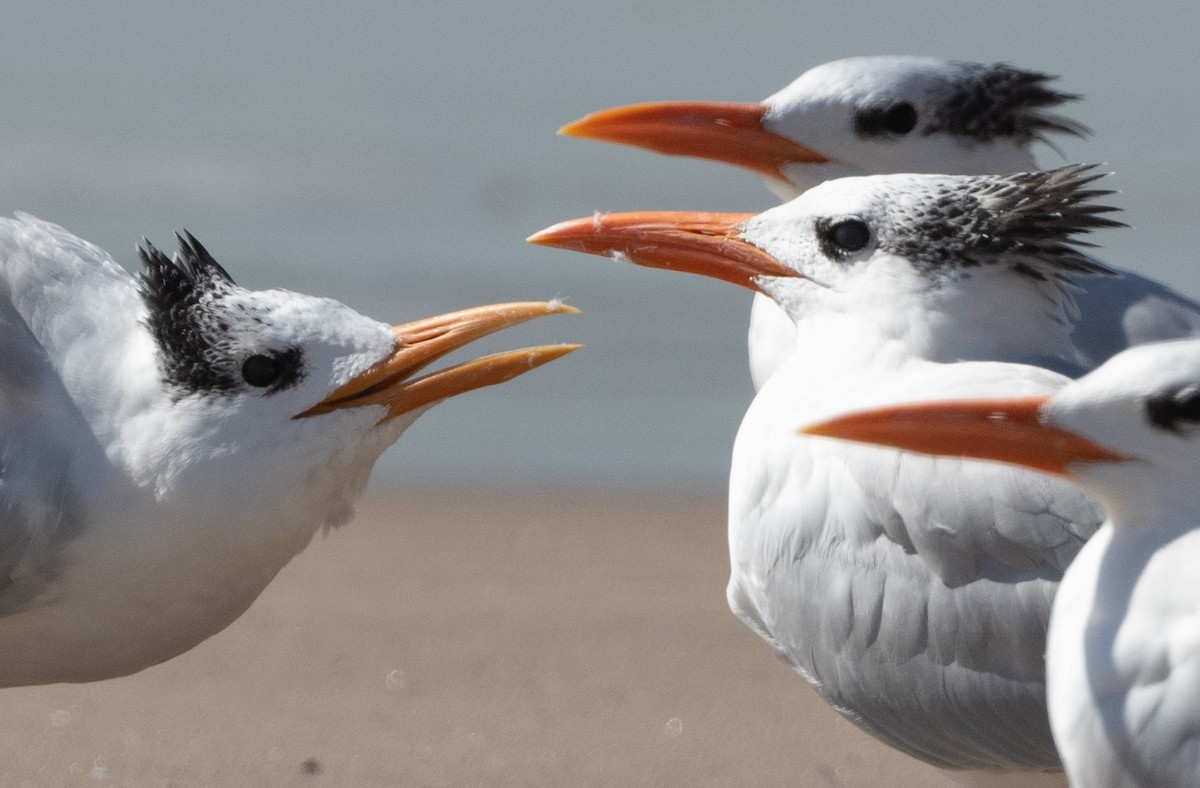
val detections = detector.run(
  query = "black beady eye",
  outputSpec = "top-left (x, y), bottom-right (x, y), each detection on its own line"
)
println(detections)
top-left (242, 354), bottom-right (281, 387)
top-left (1146, 385), bottom-right (1200, 432)
top-left (820, 218), bottom-right (872, 257)
top-left (882, 102), bottom-right (918, 134)
top-left (854, 101), bottom-right (918, 137)
top-left (241, 348), bottom-right (304, 393)
top-left (830, 219), bottom-right (871, 251)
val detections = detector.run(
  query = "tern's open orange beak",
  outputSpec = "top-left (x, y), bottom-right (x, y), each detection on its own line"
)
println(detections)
top-left (296, 301), bottom-right (580, 422)
top-left (800, 395), bottom-right (1127, 477)
top-left (527, 211), bottom-right (798, 294)
top-left (560, 101), bottom-right (828, 180)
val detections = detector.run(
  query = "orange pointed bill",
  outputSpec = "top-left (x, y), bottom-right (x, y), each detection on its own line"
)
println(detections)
top-left (527, 211), bottom-right (799, 294)
top-left (297, 301), bottom-right (580, 421)
top-left (560, 101), bottom-right (829, 180)
top-left (800, 395), bottom-right (1127, 476)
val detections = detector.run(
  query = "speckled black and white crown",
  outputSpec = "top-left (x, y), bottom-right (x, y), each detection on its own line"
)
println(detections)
top-left (883, 164), bottom-right (1124, 280)
top-left (924, 62), bottom-right (1089, 144)
top-left (139, 231), bottom-right (235, 319)
top-left (139, 231), bottom-right (242, 395)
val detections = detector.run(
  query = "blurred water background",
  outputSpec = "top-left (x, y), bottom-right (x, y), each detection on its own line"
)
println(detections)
top-left (0, 1), bottom-right (1195, 490)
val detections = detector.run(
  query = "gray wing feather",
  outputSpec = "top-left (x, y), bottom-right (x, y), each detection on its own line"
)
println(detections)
top-left (0, 214), bottom-right (133, 614)
top-left (739, 438), bottom-right (1103, 770)
top-left (1072, 264), bottom-right (1200, 368)
top-left (0, 294), bottom-right (93, 614)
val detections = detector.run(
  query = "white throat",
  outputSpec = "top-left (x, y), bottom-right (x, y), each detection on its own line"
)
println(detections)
top-left (770, 264), bottom-right (1084, 371)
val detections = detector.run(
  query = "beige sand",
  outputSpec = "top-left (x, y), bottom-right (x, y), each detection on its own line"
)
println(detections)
top-left (0, 489), bottom-right (969, 786)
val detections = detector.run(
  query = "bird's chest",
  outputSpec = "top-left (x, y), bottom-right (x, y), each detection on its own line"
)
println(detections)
top-left (1049, 527), bottom-right (1200, 786)
top-left (729, 413), bottom-right (911, 655)
top-left (24, 497), bottom-right (324, 676)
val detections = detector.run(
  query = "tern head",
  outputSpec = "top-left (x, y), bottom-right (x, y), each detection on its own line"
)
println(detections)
top-left (561, 57), bottom-right (1086, 199)
top-left (529, 165), bottom-right (1120, 362)
top-left (126, 232), bottom-right (579, 518)
top-left (801, 339), bottom-right (1200, 523)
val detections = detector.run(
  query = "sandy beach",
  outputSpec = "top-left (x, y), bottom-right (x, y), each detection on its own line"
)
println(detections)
top-left (0, 489), bottom-right (979, 787)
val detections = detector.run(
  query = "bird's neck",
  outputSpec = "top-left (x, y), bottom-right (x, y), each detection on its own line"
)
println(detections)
top-left (910, 279), bottom-right (1081, 368)
top-left (84, 399), bottom-right (403, 599)
top-left (789, 269), bottom-right (1083, 368)
top-left (60, 417), bottom-right (396, 665)
top-left (1083, 462), bottom-right (1200, 536)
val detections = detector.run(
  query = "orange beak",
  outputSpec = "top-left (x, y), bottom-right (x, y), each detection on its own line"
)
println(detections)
top-left (800, 395), bottom-right (1126, 477)
top-left (560, 101), bottom-right (829, 180)
top-left (297, 301), bottom-right (580, 421)
top-left (527, 211), bottom-right (799, 294)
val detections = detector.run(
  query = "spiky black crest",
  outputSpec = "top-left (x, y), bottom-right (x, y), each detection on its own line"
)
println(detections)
top-left (139, 231), bottom-right (241, 395)
top-left (925, 63), bottom-right (1089, 144)
top-left (139, 230), bottom-right (235, 314)
top-left (885, 164), bottom-right (1125, 281)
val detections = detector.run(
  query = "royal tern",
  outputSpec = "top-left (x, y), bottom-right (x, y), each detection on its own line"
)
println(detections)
top-left (804, 339), bottom-right (1200, 788)
top-left (0, 213), bottom-right (578, 687)
top-left (530, 166), bottom-right (1122, 781)
top-left (562, 56), bottom-right (1200, 388)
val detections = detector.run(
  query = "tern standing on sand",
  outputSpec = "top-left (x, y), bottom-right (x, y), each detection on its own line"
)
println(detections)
top-left (0, 214), bottom-right (577, 686)
top-left (532, 166), bottom-right (1125, 783)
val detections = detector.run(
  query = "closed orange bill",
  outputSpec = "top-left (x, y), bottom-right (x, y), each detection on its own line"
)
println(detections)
top-left (298, 301), bottom-right (580, 421)
top-left (799, 395), bottom-right (1127, 476)
top-left (527, 211), bottom-right (799, 294)
top-left (560, 101), bottom-right (828, 180)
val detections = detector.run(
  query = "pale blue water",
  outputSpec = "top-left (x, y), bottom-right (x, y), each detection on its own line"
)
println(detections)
top-left (0, 1), bottom-right (1196, 489)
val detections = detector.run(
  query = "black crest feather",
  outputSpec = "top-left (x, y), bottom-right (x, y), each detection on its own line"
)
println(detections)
top-left (887, 164), bottom-right (1126, 281)
top-left (139, 231), bottom-right (235, 318)
top-left (139, 232), bottom-right (240, 395)
top-left (925, 63), bottom-right (1090, 144)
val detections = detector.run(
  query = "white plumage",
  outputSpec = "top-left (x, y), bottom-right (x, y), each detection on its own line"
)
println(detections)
top-left (0, 213), bottom-right (577, 686)
top-left (561, 56), bottom-right (1200, 389)
top-left (804, 339), bottom-right (1200, 787)
top-left (530, 166), bottom-right (1126, 782)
